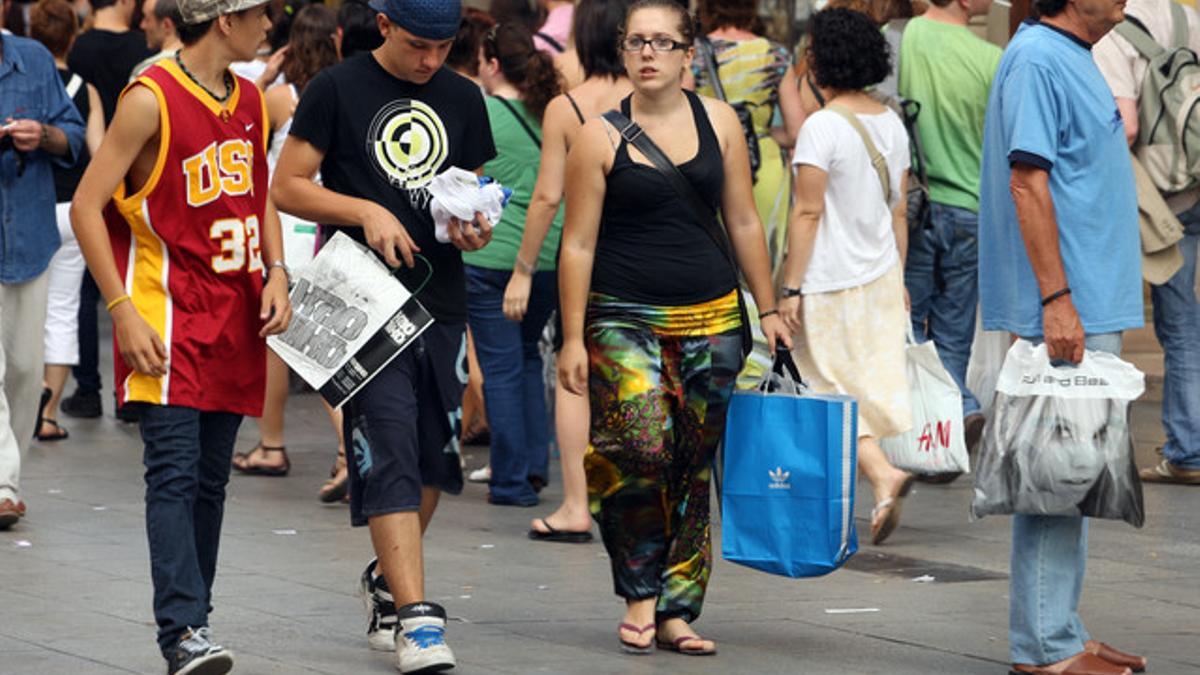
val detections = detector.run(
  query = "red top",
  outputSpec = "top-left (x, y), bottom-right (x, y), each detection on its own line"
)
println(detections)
top-left (108, 59), bottom-right (269, 416)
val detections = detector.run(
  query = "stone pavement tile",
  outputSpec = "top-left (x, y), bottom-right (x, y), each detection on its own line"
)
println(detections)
top-left (0, 647), bottom-right (139, 675)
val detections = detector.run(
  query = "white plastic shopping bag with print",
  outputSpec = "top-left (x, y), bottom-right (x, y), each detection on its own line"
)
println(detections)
top-left (971, 339), bottom-right (1146, 527)
top-left (880, 330), bottom-right (970, 475)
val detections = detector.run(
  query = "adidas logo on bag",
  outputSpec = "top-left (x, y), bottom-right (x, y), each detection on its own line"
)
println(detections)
top-left (768, 467), bottom-right (791, 490)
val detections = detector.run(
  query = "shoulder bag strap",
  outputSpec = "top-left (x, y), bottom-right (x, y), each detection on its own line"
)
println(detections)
top-left (827, 104), bottom-right (892, 205)
top-left (600, 108), bottom-right (735, 265)
top-left (697, 36), bottom-right (728, 102)
top-left (1114, 16), bottom-right (1167, 60)
top-left (1170, 2), bottom-right (1189, 49)
top-left (493, 96), bottom-right (542, 149)
top-left (535, 31), bottom-right (565, 53)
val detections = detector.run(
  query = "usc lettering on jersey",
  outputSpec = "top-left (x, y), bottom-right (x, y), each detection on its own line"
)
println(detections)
top-left (106, 59), bottom-right (270, 416)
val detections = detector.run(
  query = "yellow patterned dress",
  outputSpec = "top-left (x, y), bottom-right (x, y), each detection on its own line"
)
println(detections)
top-left (693, 37), bottom-right (794, 387)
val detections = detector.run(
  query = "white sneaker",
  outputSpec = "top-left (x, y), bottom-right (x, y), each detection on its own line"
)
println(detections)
top-left (395, 602), bottom-right (456, 673)
top-left (360, 558), bottom-right (398, 652)
top-left (467, 466), bottom-right (490, 483)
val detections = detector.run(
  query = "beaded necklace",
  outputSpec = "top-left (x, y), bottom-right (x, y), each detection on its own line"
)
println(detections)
top-left (174, 52), bottom-right (234, 104)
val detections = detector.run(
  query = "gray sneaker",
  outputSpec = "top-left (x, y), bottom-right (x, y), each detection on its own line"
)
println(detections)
top-left (166, 627), bottom-right (233, 675)
top-left (360, 558), bottom-right (398, 651)
top-left (395, 602), bottom-right (455, 673)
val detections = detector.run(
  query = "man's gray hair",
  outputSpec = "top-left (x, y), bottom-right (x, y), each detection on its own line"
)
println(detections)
top-left (154, 0), bottom-right (183, 24)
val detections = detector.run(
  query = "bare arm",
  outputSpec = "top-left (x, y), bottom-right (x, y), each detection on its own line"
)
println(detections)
top-left (70, 85), bottom-right (168, 376)
top-left (556, 120), bottom-right (610, 395)
top-left (891, 172), bottom-right (908, 267)
top-left (710, 98), bottom-right (790, 350)
top-left (271, 135), bottom-right (422, 268)
top-left (778, 164), bottom-right (826, 333)
top-left (777, 65), bottom-right (805, 148)
top-left (1116, 97), bottom-right (1138, 147)
top-left (1010, 163), bottom-right (1083, 362)
top-left (84, 83), bottom-right (104, 156)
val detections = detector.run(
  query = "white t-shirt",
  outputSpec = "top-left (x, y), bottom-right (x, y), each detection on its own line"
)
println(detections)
top-left (792, 107), bottom-right (911, 294)
top-left (1093, 0), bottom-right (1200, 212)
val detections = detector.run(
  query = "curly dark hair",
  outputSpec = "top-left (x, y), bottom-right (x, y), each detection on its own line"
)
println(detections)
top-left (483, 23), bottom-right (563, 121)
top-left (807, 8), bottom-right (891, 91)
top-left (281, 4), bottom-right (338, 93)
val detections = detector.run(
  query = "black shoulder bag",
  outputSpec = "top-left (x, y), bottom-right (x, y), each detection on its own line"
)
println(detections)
top-left (600, 107), bottom-right (753, 358)
top-left (697, 36), bottom-right (761, 184)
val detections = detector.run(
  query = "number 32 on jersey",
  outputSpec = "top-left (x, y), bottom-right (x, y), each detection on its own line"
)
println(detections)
top-left (182, 139), bottom-right (262, 274)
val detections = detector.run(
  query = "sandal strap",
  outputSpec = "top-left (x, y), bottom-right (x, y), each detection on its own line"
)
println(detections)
top-left (618, 622), bottom-right (655, 635)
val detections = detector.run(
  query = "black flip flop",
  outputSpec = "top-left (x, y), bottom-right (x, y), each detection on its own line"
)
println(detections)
top-left (36, 418), bottom-right (69, 442)
top-left (232, 444), bottom-right (291, 477)
top-left (528, 518), bottom-right (593, 543)
top-left (33, 387), bottom-right (51, 440)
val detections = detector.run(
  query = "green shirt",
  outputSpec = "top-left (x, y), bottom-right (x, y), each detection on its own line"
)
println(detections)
top-left (463, 96), bottom-right (563, 271)
top-left (898, 17), bottom-right (1001, 213)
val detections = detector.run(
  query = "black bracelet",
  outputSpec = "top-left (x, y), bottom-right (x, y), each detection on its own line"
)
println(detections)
top-left (781, 286), bottom-right (802, 298)
top-left (759, 309), bottom-right (779, 320)
top-left (1041, 287), bottom-right (1071, 306)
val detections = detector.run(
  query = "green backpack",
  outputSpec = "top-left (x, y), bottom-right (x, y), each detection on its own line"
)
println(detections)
top-left (1115, 3), bottom-right (1200, 195)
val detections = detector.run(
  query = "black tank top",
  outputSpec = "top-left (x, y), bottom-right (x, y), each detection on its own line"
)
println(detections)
top-left (53, 68), bottom-right (91, 203)
top-left (591, 90), bottom-right (736, 306)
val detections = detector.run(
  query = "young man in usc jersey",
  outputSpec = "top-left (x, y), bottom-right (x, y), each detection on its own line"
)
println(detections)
top-left (70, 0), bottom-right (291, 671)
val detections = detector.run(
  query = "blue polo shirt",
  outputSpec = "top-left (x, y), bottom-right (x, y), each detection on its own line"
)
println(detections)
top-left (0, 34), bottom-right (85, 283)
top-left (978, 20), bottom-right (1142, 337)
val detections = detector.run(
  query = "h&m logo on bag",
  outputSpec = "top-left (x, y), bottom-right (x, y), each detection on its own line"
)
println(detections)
top-left (768, 467), bottom-right (791, 490)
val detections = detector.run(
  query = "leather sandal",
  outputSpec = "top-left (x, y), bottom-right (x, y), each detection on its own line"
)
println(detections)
top-left (870, 474), bottom-right (915, 545)
top-left (232, 443), bottom-right (290, 476)
top-left (318, 448), bottom-right (348, 503)
top-left (1010, 652), bottom-right (1133, 675)
top-left (1086, 641), bottom-right (1146, 672)
top-left (35, 418), bottom-right (69, 441)
top-left (618, 622), bottom-right (655, 655)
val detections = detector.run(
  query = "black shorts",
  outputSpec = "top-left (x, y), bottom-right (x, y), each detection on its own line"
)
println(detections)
top-left (345, 322), bottom-right (467, 527)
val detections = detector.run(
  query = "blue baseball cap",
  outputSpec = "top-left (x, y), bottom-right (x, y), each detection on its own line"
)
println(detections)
top-left (367, 0), bottom-right (462, 40)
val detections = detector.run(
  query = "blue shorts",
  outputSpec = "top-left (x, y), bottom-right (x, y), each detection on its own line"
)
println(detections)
top-left (344, 323), bottom-right (466, 526)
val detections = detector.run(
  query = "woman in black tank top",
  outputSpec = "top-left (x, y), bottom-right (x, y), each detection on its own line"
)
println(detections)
top-left (556, 0), bottom-right (788, 656)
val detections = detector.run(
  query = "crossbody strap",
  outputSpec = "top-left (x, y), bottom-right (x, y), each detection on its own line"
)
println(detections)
top-left (600, 108), bottom-right (736, 266)
top-left (1170, 2), bottom-right (1189, 50)
top-left (1114, 15), bottom-right (1167, 61)
top-left (493, 96), bottom-right (542, 149)
top-left (827, 104), bottom-right (892, 205)
top-left (697, 36), bottom-right (728, 103)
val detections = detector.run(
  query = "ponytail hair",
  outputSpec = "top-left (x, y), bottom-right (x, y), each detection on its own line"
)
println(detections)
top-left (483, 23), bottom-right (563, 123)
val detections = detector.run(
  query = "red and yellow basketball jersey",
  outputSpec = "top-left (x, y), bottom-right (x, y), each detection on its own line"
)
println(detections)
top-left (107, 59), bottom-right (270, 417)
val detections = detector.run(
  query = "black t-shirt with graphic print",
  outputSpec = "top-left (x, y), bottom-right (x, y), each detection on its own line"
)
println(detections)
top-left (289, 53), bottom-right (496, 323)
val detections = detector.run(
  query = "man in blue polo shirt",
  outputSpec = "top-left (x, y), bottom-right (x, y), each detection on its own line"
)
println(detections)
top-left (978, 0), bottom-right (1146, 673)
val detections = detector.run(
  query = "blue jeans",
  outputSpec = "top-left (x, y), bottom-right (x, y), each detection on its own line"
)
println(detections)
top-left (465, 266), bottom-right (557, 505)
top-left (905, 202), bottom-right (981, 416)
top-left (1010, 332), bottom-right (1122, 665)
top-left (139, 404), bottom-right (242, 657)
top-left (1152, 204), bottom-right (1200, 469)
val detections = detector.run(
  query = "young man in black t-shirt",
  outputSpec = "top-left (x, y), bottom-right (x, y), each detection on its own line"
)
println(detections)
top-left (272, 0), bottom-right (495, 671)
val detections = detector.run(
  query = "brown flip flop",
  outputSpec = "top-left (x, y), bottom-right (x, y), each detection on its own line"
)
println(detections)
top-left (871, 474), bottom-right (915, 545)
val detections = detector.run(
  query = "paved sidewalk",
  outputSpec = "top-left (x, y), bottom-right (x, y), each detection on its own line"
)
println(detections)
top-left (2, 339), bottom-right (1198, 674)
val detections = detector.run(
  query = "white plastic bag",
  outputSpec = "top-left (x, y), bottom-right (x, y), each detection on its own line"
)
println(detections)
top-left (280, 212), bottom-right (317, 273)
top-left (971, 340), bottom-right (1146, 526)
top-left (427, 167), bottom-right (509, 242)
top-left (965, 313), bottom-right (1010, 413)
top-left (881, 331), bottom-right (970, 475)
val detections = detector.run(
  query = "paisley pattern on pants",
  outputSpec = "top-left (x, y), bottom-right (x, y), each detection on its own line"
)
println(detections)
top-left (584, 291), bottom-right (742, 622)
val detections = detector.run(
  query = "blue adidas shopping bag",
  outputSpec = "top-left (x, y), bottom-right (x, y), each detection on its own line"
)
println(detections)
top-left (722, 350), bottom-right (859, 577)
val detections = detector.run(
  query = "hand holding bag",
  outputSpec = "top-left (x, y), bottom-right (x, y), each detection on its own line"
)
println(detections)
top-left (971, 340), bottom-right (1146, 527)
top-left (722, 349), bottom-right (859, 578)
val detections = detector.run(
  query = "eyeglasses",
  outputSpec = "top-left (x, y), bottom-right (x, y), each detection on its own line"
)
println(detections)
top-left (620, 35), bottom-right (690, 53)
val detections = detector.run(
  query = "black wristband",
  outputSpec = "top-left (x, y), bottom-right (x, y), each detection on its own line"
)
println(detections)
top-left (781, 286), bottom-right (802, 298)
top-left (1041, 287), bottom-right (1071, 307)
top-left (759, 309), bottom-right (779, 320)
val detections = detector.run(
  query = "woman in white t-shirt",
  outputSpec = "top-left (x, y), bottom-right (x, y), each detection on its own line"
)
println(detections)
top-left (779, 7), bottom-right (915, 546)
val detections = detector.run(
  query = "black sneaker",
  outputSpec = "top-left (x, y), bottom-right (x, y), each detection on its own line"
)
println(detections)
top-left (61, 389), bottom-right (102, 418)
top-left (360, 558), bottom-right (398, 651)
top-left (166, 627), bottom-right (233, 675)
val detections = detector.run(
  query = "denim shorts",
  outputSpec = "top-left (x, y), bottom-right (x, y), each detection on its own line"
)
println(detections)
top-left (344, 322), bottom-right (466, 526)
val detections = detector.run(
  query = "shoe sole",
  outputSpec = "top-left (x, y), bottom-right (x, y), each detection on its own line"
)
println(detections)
top-left (401, 662), bottom-right (455, 674)
top-left (0, 513), bottom-right (19, 530)
top-left (174, 652), bottom-right (233, 675)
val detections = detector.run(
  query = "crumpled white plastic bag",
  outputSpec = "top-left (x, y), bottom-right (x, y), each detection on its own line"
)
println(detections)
top-left (427, 167), bottom-right (510, 243)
